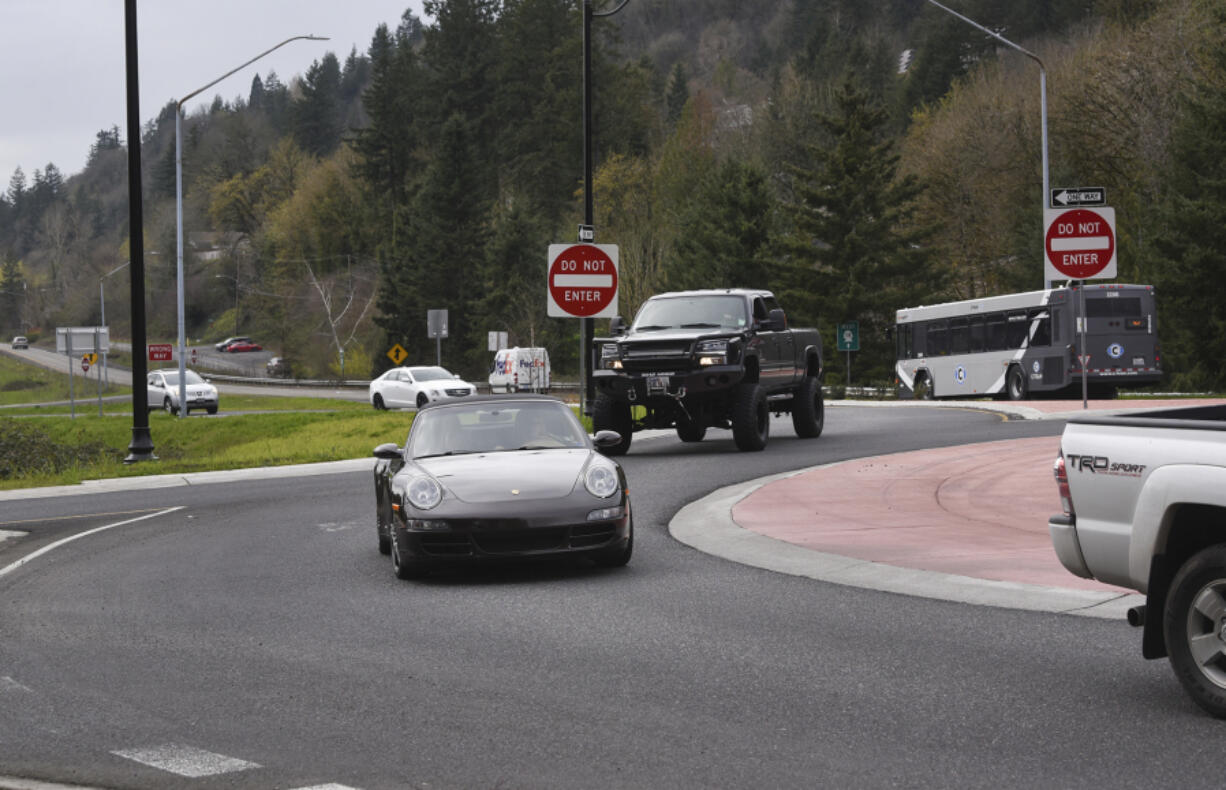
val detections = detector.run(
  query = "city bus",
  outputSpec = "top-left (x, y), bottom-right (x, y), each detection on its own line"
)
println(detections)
top-left (894, 283), bottom-right (1161, 400)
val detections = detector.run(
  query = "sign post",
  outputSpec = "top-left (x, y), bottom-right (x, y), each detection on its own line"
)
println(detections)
top-left (427, 309), bottom-right (449, 367)
top-left (836, 321), bottom-right (859, 389)
top-left (1045, 205), bottom-right (1117, 409)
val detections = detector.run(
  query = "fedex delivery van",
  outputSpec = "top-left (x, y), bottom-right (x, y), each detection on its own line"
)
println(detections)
top-left (489, 347), bottom-right (551, 393)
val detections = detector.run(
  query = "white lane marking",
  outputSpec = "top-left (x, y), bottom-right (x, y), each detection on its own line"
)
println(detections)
top-left (0, 529), bottom-right (28, 542)
top-left (1, 676), bottom-right (34, 693)
top-left (111, 744), bottom-right (259, 778)
top-left (291, 785), bottom-right (363, 790)
top-left (0, 507), bottom-right (183, 580)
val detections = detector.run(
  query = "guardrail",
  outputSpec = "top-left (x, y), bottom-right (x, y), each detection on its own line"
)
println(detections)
top-left (206, 372), bottom-right (581, 396)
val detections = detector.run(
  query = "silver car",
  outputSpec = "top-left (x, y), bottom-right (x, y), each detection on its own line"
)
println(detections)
top-left (147, 369), bottom-right (219, 415)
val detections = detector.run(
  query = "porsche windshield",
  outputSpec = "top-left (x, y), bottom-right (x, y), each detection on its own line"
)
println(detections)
top-left (631, 295), bottom-right (748, 332)
top-left (410, 402), bottom-right (587, 458)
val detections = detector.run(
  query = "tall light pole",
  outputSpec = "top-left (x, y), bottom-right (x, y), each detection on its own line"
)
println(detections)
top-left (921, 0), bottom-right (1050, 289)
top-left (580, 0), bottom-right (630, 415)
top-left (175, 34), bottom-right (327, 416)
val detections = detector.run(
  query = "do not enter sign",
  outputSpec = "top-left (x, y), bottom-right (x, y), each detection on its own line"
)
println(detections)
top-left (547, 243), bottom-right (619, 318)
top-left (1044, 207), bottom-right (1116, 281)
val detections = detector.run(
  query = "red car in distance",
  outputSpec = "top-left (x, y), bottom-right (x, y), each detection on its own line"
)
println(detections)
top-left (223, 340), bottom-right (263, 353)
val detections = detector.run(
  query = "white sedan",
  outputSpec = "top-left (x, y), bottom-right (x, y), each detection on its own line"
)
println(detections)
top-left (147, 369), bottom-right (219, 415)
top-left (369, 366), bottom-right (477, 410)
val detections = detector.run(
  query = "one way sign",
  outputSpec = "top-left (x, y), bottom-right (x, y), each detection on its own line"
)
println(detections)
top-left (1050, 187), bottom-right (1106, 207)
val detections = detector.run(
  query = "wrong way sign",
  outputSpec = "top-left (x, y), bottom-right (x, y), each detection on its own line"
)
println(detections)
top-left (1044, 207), bottom-right (1116, 281)
top-left (546, 244), bottom-right (619, 318)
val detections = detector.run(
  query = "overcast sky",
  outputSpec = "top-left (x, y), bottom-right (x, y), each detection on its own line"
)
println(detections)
top-left (0, 0), bottom-right (427, 188)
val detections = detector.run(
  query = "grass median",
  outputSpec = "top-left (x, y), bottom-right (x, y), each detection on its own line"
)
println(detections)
top-left (0, 407), bottom-right (416, 490)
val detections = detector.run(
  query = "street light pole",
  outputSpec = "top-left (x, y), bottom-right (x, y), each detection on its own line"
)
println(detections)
top-left (580, 0), bottom-right (630, 416)
top-left (921, 0), bottom-right (1050, 289)
top-left (174, 34), bottom-right (327, 417)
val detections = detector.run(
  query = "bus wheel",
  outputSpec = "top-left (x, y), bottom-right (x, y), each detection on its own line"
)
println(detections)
top-left (914, 372), bottom-right (934, 401)
top-left (1006, 365), bottom-right (1028, 401)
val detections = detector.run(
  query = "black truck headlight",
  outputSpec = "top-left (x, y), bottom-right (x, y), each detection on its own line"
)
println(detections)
top-left (601, 343), bottom-right (623, 370)
top-left (697, 339), bottom-right (728, 366)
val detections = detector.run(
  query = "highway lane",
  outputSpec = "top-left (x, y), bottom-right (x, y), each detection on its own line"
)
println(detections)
top-left (0, 405), bottom-right (1218, 789)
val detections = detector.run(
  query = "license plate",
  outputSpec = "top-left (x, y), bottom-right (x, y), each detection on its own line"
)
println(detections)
top-left (646, 375), bottom-right (669, 394)
top-left (1132, 357), bottom-right (1145, 366)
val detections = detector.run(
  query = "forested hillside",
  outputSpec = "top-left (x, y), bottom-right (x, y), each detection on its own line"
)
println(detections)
top-left (1, 0), bottom-right (1223, 390)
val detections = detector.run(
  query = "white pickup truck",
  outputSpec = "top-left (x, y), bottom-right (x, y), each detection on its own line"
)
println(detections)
top-left (1049, 404), bottom-right (1226, 717)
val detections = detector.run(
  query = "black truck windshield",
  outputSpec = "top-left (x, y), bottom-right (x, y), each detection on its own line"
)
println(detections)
top-left (632, 296), bottom-right (748, 332)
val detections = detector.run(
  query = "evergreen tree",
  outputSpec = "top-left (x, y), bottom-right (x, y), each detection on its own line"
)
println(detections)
top-left (776, 75), bottom-right (938, 383)
top-left (421, 0), bottom-right (500, 186)
top-left (7, 167), bottom-right (26, 208)
top-left (669, 158), bottom-right (774, 291)
top-left (665, 62), bottom-right (690, 128)
top-left (375, 114), bottom-right (489, 376)
top-left (293, 52), bottom-right (344, 156)
top-left (1149, 16), bottom-right (1226, 390)
top-left (490, 0), bottom-right (582, 221)
top-left (249, 74), bottom-right (265, 109)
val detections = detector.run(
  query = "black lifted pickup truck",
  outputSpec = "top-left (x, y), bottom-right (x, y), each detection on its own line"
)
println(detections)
top-left (592, 289), bottom-right (824, 454)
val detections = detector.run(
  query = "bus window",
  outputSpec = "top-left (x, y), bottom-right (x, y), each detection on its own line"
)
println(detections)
top-left (1006, 312), bottom-right (1029, 348)
top-left (1029, 309), bottom-right (1051, 347)
top-left (969, 317), bottom-right (985, 353)
top-left (950, 318), bottom-right (969, 355)
top-left (1086, 297), bottom-right (1141, 318)
top-left (927, 321), bottom-right (948, 356)
top-left (986, 314), bottom-right (1006, 351)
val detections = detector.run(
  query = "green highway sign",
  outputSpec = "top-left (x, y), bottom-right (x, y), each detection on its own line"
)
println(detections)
top-left (837, 321), bottom-right (859, 352)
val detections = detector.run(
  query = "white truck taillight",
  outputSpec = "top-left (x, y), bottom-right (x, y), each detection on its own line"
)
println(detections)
top-left (1053, 453), bottom-right (1075, 516)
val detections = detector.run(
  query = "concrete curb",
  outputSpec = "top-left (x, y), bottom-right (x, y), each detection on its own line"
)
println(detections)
top-left (0, 458), bottom-right (371, 502)
top-left (668, 464), bottom-right (1145, 620)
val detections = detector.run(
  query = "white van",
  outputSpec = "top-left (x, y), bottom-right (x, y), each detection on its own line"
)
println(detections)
top-left (489, 347), bottom-right (551, 393)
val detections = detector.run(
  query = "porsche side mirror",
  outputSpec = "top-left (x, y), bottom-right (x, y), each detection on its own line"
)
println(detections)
top-left (373, 442), bottom-right (402, 460)
top-left (592, 430), bottom-right (622, 449)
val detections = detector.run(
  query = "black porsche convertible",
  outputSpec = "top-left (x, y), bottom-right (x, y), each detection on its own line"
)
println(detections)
top-left (373, 395), bottom-right (632, 579)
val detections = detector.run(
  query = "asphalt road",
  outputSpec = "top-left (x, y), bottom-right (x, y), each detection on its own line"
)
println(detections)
top-left (1, 405), bottom-right (1218, 790)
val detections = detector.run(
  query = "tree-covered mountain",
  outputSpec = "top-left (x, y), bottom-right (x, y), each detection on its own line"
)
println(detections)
top-left (1, 0), bottom-right (1222, 390)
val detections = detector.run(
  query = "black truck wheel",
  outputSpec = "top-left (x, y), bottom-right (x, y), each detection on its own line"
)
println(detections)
top-left (592, 393), bottom-right (633, 456)
top-left (791, 375), bottom-right (824, 438)
top-left (1164, 545), bottom-right (1226, 718)
top-left (731, 382), bottom-right (769, 451)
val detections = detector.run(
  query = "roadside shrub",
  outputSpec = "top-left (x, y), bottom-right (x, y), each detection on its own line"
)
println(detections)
top-left (0, 419), bottom-right (122, 479)
top-left (0, 378), bottom-right (42, 392)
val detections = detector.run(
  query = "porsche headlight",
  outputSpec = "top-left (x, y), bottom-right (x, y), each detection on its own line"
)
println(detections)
top-left (584, 463), bottom-right (619, 499)
top-left (697, 338), bottom-right (729, 366)
top-left (406, 475), bottom-right (443, 510)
